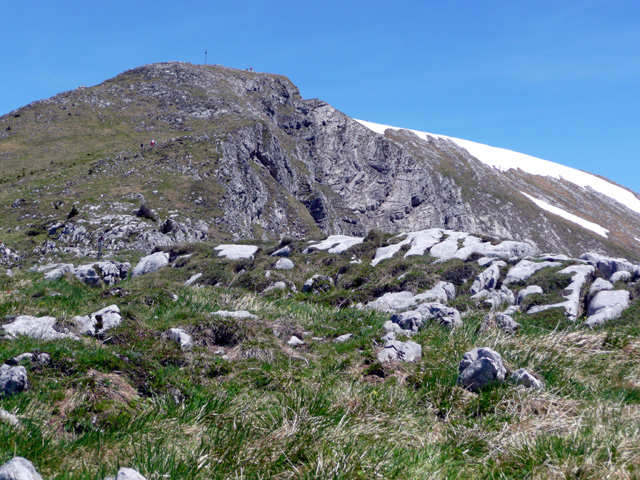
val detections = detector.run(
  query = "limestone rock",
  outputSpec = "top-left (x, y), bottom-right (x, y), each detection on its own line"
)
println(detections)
top-left (274, 258), bottom-right (294, 270)
top-left (610, 271), bottom-right (632, 283)
top-left (184, 272), bottom-right (203, 287)
top-left (1, 315), bottom-right (77, 341)
top-left (0, 457), bottom-right (43, 480)
top-left (132, 252), bottom-right (170, 277)
top-left (287, 335), bottom-right (305, 346)
top-left (585, 290), bottom-right (631, 328)
top-left (302, 274), bottom-right (334, 293)
top-left (334, 333), bottom-right (353, 343)
top-left (211, 310), bottom-right (258, 320)
top-left (73, 305), bottom-right (121, 336)
top-left (588, 277), bottom-right (613, 299)
top-left (115, 468), bottom-right (147, 480)
top-left (581, 252), bottom-right (640, 279)
top-left (470, 262), bottom-right (505, 294)
top-left (0, 365), bottom-right (28, 397)
top-left (415, 302), bottom-right (462, 328)
top-left (377, 340), bottom-right (422, 363)
top-left (511, 368), bottom-right (544, 389)
top-left (516, 285), bottom-right (543, 305)
top-left (167, 328), bottom-right (193, 351)
top-left (0, 408), bottom-right (19, 427)
top-left (458, 347), bottom-right (506, 392)
top-left (414, 281), bottom-right (456, 304)
top-left (271, 245), bottom-right (292, 257)
top-left (503, 260), bottom-right (561, 285)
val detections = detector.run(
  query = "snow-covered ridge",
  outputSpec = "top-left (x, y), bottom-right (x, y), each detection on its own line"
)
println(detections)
top-left (520, 192), bottom-right (609, 238)
top-left (355, 119), bottom-right (640, 216)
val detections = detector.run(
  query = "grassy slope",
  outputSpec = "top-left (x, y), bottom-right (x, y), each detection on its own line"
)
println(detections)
top-left (1, 239), bottom-right (639, 479)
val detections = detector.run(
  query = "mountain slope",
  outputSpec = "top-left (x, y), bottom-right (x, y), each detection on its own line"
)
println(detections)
top-left (0, 62), bottom-right (639, 261)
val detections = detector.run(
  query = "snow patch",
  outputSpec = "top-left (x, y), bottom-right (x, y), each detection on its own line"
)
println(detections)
top-left (214, 244), bottom-right (258, 260)
top-left (307, 235), bottom-right (364, 254)
top-left (355, 119), bottom-right (640, 215)
top-left (520, 192), bottom-right (609, 238)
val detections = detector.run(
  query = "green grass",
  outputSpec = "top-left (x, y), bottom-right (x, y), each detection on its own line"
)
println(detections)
top-left (1, 260), bottom-right (639, 478)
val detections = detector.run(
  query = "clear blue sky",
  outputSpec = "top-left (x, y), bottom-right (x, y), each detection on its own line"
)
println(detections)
top-left (3, 0), bottom-right (639, 192)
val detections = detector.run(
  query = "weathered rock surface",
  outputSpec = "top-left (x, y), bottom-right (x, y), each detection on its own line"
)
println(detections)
top-left (581, 252), bottom-right (640, 279)
top-left (610, 271), bottom-right (632, 283)
top-left (211, 310), bottom-right (257, 320)
top-left (471, 286), bottom-right (515, 310)
top-left (458, 348), bottom-right (507, 392)
top-left (377, 340), bottom-right (422, 363)
top-left (167, 328), bottom-right (193, 350)
top-left (503, 260), bottom-right (561, 285)
top-left (588, 278), bottom-right (614, 299)
top-left (115, 468), bottom-right (147, 480)
top-left (585, 290), bottom-right (631, 328)
top-left (0, 365), bottom-right (29, 397)
top-left (470, 262), bottom-right (505, 294)
top-left (302, 274), bottom-right (334, 293)
top-left (511, 368), bottom-right (544, 389)
top-left (274, 258), bottom-right (294, 270)
top-left (132, 252), bottom-right (170, 277)
top-left (0, 457), bottom-right (43, 480)
top-left (184, 272), bottom-right (203, 286)
top-left (0, 408), bottom-right (19, 427)
top-left (1, 315), bottom-right (77, 341)
top-left (528, 265), bottom-right (594, 320)
top-left (73, 305), bottom-right (122, 336)
top-left (516, 285), bottom-right (543, 305)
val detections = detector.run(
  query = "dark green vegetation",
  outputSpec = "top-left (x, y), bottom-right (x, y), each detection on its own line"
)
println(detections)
top-left (1, 238), bottom-right (640, 479)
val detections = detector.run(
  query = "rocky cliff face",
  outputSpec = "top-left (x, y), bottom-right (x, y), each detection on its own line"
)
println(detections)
top-left (1, 62), bottom-right (639, 261)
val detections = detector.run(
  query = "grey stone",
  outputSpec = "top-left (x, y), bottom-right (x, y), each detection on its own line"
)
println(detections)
top-left (167, 328), bottom-right (193, 351)
top-left (132, 252), bottom-right (170, 277)
top-left (470, 262), bottom-right (505, 294)
top-left (511, 368), bottom-right (544, 389)
top-left (588, 277), bottom-right (613, 299)
top-left (516, 285), bottom-right (543, 305)
top-left (458, 347), bottom-right (506, 392)
top-left (302, 274), bottom-right (334, 293)
top-left (0, 457), bottom-right (43, 480)
top-left (184, 273), bottom-right (202, 287)
top-left (580, 252), bottom-right (640, 279)
top-left (585, 290), bottom-right (631, 328)
top-left (503, 260), bottom-right (561, 285)
top-left (43, 263), bottom-right (74, 280)
top-left (471, 286), bottom-right (515, 310)
top-left (414, 281), bottom-right (456, 304)
top-left (0, 365), bottom-right (28, 397)
top-left (287, 335), bottom-right (305, 346)
top-left (366, 291), bottom-right (415, 313)
top-left (528, 265), bottom-right (594, 320)
top-left (271, 245), bottom-right (292, 257)
top-left (274, 258), bottom-right (294, 270)
top-left (1, 315), bottom-right (77, 341)
top-left (115, 468), bottom-right (147, 480)
top-left (263, 281), bottom-right (287, 293)
top-left (495, 313), bottom-right (521, 333)
top-left (610, 271), bottom-right (632, 283)
top-left (334, 333), bottom-right (353, 343)
top-left (377, 340), bottom-right (422, 363)
top-left (73, 305), bottom-right (121, 336)
top-left (0, 408), bottom-right (19, 427)
top-left (211, 310), bottom-right (258, 320)
top-left (415, 302), bottom-right (462, 328)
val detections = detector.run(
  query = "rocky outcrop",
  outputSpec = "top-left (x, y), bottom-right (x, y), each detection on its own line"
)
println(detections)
top-left (585, 290), bottom-right (631, 328)
top-left (0, 365), bottom-right (29, 397)
top-left (132, 252), bottom-right (170, 277)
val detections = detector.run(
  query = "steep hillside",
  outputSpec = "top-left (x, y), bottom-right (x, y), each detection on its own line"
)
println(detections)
top-left (1, 62), bottom-right (639, 263)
